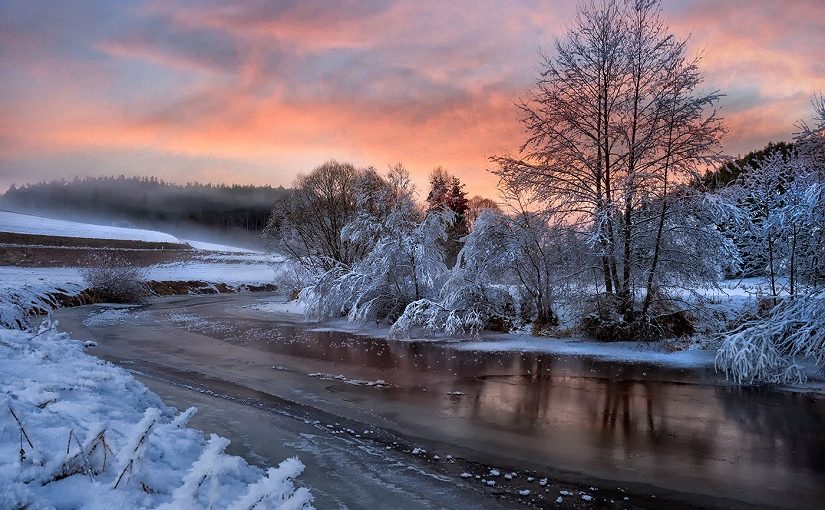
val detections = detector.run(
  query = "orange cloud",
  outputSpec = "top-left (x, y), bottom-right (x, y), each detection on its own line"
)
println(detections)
top-left (1, 0), bottom-right (823, 196)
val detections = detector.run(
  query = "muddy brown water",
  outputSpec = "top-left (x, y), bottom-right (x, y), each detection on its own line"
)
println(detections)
top-left (53, 293), bottom-right (825, 509)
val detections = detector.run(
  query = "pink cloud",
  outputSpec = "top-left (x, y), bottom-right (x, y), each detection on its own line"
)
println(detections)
top-left (2, 0), bottom-right (823, 196)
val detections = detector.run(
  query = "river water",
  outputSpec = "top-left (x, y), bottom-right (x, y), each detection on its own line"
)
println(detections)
top-left (53, 293), bottom-right (825, 509)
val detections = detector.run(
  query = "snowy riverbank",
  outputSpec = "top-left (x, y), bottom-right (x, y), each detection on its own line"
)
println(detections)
top-left (245, 295), bottom-right (719, 368)
top-left (0, 324), bottom-right (313, 509)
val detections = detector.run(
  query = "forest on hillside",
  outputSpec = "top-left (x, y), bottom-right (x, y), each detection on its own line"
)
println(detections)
top-left (0, 176), bottom-right (290, 244)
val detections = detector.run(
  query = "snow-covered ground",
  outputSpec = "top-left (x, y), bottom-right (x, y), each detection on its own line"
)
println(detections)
top-left (182, 240), bottom-right (259, 253)
top-left (0, 324), bottom-right (314, 509)
top-left (453, 337), bottom-right (715, 367)
top-left (0, 241), bottom-right (279, 329)
top-left (147, 259), bottom-right (278, 285)
top-left (0, 210), bottom-right (319, 508)
top-left (0, 210), bottom-right (183, 244)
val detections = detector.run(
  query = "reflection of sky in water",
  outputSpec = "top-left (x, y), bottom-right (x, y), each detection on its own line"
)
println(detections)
top-left (245, 325), bottom-right (825, 505)
top-left (84, 303), bottom-right (825, 508)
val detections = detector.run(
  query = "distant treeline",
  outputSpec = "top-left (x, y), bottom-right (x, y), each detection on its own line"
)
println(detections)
top-left (0, 176), bottom-right (289, 243)
top-left (700, 141), bottom-right (795, 190)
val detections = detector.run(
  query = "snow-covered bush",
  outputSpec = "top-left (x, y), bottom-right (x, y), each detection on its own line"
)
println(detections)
top-left (80, 252), bottom-right (149, 304)
top-left (272, 258), bottom-right (317, 300)
top-left (716, 291), bottom-right (825, 384)
top-left (303, 210), bottom-right (450, 324)
top-left (390, 207), bottom-right (575, 337)
top-left (0, 292), bottom-right (35, 330)
top-left (301, 166), bottom-right (451, 324)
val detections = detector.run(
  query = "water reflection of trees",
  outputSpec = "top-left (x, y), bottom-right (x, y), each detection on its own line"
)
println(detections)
top-left (452, 354), bottom-right (726, 467)
top-left (717, 386), bottom-right (825, 471)
top-left (259, 325), bottom-right (825, 477)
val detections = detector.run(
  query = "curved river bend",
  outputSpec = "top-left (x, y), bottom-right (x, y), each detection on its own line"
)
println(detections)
top-left (54, 293), bottom-right (825, 509)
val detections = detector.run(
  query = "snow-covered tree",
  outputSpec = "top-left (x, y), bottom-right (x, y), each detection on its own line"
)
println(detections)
top-left (716, 95), bottom-right (825, 384)
top-left (389, 208), bottom-right (523, 338)
top-left (301, 166), bottom-right (451, 324)
top-left (492, 0), bottom-right (725, 329)
top-left (795, 93), bottom-right (825, 178)
top-left (724, 146), bottom-right (824, 297)
top-left (390, 193), bottom-right (582, 338)
top-left (426, 167), bottom-right (469, 266)
top-left (724, 152), bottom-right (795, 300)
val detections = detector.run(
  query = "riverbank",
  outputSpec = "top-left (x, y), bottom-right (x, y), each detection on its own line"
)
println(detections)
top-left (0, 323), bottom-right (314, 509)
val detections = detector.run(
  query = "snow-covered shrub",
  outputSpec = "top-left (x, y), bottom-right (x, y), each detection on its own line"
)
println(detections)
top-left (272, 258), bottom-right (317, 300)
top-left (716, 291), bottom-right (825, 384)
top-left (80, 252), bottom-right (149, 304)
top-left (389, 209), bottom-right (517, 337)
top-left (0, 283), bottom-right (86, 330)
top-left (301, 165), bottom-right (451, 324)
top-left (303, 209), bottom-right (450, 324)
top-left (0, 292), bottom-right (33, 330)
top-left (390, 207), bottom-right (575, 337)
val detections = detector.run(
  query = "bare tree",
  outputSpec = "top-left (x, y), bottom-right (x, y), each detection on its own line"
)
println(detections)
top-left (263, 160), bottom-right (365, 272)
top-left (466, 195), bottom-right (501, 228)
top-left (492, 0), bottom-right (725, 329)
top-left (795, 93), bottom-right (825, 180)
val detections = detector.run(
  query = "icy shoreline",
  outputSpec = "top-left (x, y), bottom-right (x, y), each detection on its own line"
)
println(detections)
top-left (248, 295), bottom-right (825, 389)
top-left (247, 296), bottom-right (718, 367)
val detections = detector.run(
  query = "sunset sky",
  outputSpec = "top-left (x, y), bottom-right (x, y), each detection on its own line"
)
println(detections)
top-left (1, 0), bottom-right (822, 197)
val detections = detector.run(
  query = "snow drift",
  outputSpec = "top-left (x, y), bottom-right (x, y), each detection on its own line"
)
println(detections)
top-left (0, 323), bottom-right (314, 509)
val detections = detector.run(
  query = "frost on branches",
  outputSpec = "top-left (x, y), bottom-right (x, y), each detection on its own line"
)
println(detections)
top-left (0, 323), bottom-right (314, 510)
top-left (715, 97), bottom-right (825, 384)
top-left (715, 291), bottom-right (825, 384)
top-left (301, 165), bottom-right (451, 325)
top-left (389, 209), bottom-right (520, 337)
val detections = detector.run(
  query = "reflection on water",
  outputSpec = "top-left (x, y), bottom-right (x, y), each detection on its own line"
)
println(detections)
top-left (207, 319), bottom-right (825, 505)
top-left (82, 300), bottom-right (825, 508)
top-left (206, 323), bottom-right (825, 474)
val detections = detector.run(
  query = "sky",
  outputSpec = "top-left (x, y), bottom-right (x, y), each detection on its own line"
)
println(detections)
top-left (1, 0), bottom-right (822, 197)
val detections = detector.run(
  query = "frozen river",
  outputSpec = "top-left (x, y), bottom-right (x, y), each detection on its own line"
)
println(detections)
top-left (54, 293), bottom-right (825, 509)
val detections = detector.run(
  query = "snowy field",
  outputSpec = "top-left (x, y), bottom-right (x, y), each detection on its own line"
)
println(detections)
top-left (0, 210), bottom-right (184, 244)
top-left (183, 240), bottom-right (258, 253)
top-left (0, 238), bottom-right (279, 329)
top-left (0, 324), bottom-right (313, 509)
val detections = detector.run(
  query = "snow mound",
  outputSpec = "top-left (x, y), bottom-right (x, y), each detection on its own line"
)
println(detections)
top-left (0, 210), bottom-right (182, 243)
top-left (0, 324), bottom-right (314, 509)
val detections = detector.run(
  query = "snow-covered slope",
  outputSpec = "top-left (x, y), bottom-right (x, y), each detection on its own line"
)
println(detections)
top-left (183, 240), bottom-right (258, 253)
top-left (0, 210), bottom-right (183, 244)
top-left (0, 324), bottom-right (314, 509)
